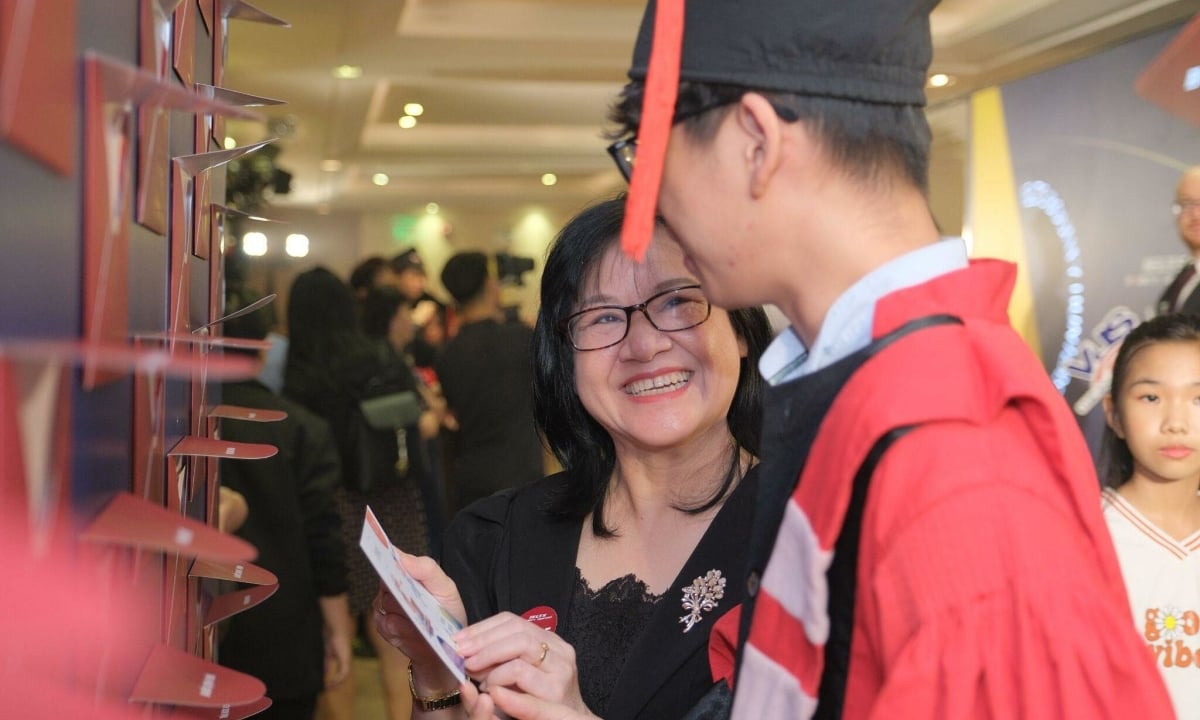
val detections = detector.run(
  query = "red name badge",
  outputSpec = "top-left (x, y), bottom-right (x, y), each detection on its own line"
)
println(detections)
top-left (522, 606), bottom-right (558, 633)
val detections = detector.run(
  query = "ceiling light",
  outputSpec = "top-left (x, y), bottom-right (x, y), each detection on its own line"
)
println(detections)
top-left (285, 233), bottom-right (309, 258)
top-left (223, 136), bottom-right (237, 149)
top-left (928, 73), bottom-right (952, 88)
top-left (320, 159), bottom-right (342, 172)
top-left (426, 202), bottom-right (439, 215)
top-left (404, 103), bottom-right (424, 117)
top-left (372, 173), bottom-right (389, 186)
top-left (242, 231), bottom-right (268, 257)
top-left (332, 64), bottom-right (362, 79)
top-left (541, 173), bottom-right (557, 187)
top-left (398, 115), bottom-right (417, 129)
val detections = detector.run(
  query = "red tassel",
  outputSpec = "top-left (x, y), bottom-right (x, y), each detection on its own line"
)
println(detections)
top-left (620, 0), bottom-right (684, 262)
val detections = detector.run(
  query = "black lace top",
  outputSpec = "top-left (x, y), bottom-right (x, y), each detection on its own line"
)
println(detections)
top-left (563, 568), bottom-right (664, 716)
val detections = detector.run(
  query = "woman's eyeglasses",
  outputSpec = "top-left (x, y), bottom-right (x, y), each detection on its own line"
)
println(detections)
top-left (564, 285), bottom-right (711, 351)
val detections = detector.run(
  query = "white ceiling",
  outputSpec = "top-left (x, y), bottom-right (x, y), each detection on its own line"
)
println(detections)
top-left (221, 0), bottom-right (1200, 216)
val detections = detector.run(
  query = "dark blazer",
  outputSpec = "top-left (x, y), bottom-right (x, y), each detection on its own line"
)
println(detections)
top-left (434, 318), bottom-right (544, 513)
top-left (441, 467), bottom-right (757, 720)
top-left (1157, 261), bottom-right (1200, 316)
top-left (217, 380), bottom-right (347, 701)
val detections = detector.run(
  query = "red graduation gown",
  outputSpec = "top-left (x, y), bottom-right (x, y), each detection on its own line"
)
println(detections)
top-left (730, 260), bottom-right (1174, 719)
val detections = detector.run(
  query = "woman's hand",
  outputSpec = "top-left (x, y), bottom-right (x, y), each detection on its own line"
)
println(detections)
top-left (454, 613), bottom-right (598, 718)
top-left (372, 551), bottom-right (469, 692)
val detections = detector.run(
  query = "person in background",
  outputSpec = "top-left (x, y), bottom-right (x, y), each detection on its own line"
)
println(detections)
top-left (600, 0), bottom-right (1174, 716)
top-left (361, 284), bottom-right (453, 557)
top-left (434, 251), bottom-right (544, 514)
top-left (1157, 166), bottom-right (1200, 315)
top-left (283, 268), bottom-right (430, 720)
top-left (217, 288), bottom-right (353, 720)
top-left (350, 256), bottom-right (400, 302)
top-left (1101, 313), bottom-right (1200, 717)
top-left (391, 248), bottom-right (451, 369)
top-left (374, 196), bottom-right (773, 720)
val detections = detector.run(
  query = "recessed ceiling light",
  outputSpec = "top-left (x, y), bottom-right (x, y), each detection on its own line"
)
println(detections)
top-left (398, 115), bottom-right (418, 129)
top-left (541, 173), bottom-right (558, 187)
top-left (285, 233), bottom-right (310, 258)
top-left (320, 159), bottom-right (343, 172)
top-left (404, 103), bottom-right (424, 117)
top-left (332, 64), bottom-right (362, 79)
top-left (223, 136), bottom-right (237, 149)
top-left (928, 73), bottom-right (953, 88)
top-left (242, 231), bottom-right (268, 257)
top-left (372, 173), bottom-right (389, 186)
top-left (426, 202), bottom-right (439, 215)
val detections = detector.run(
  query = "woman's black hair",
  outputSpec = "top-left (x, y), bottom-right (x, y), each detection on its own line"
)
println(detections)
top-left (1101, 313), bottom-right (1200, 486)
top-left (532, 195), bottom-right (772, 536)
top-left (361, 285), bottom-right (407, 339)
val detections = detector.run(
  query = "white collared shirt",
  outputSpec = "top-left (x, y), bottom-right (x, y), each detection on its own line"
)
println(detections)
top-left (759, 238), bottom-right (970, 386)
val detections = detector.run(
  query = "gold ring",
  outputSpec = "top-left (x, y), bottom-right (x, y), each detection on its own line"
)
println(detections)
top-left (535, 641), bottom-right (549, 667)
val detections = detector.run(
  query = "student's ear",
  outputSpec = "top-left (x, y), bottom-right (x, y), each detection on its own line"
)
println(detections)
top-left (735, 93), bottom-right (783, 199)
top-left (1102, 394), bottom-right (1125, 438)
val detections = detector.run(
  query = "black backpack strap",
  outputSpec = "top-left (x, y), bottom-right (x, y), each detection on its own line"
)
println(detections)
top-left (812, 425), bottom-right (914, 719)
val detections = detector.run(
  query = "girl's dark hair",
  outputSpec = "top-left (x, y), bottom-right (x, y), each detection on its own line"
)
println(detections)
top-left (1101, 313), bottom-right (1200, 486)
top-left (361, 285), bottom-right (407, 339)
top-left (532, 195), bottom-right (772, 536)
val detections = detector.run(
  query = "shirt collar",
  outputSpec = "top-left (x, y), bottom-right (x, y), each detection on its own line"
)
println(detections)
top-left (759, 238), bottom-right (969, 386)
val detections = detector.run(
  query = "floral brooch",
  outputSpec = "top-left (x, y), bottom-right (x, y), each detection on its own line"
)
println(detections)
top-left (679, 569), bottom-right (726, 633)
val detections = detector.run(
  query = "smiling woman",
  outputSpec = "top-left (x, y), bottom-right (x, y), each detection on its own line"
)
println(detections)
top-left (372, 195), bottom-right (773, 720)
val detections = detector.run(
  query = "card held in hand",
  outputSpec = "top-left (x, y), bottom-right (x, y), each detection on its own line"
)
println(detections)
top-left (360, 506), bottom-right (467, 683)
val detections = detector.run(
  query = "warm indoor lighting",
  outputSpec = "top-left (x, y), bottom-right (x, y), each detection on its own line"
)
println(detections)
top-left (404, 103), bottom-right (424, 117)
top-left (398, 115), bottom-right (418, 129)
top-left (223, 136), bottom-right (237, 149)
top-left (541, 173), bottom-right (558, 187)
top-left (320, 159), bottom-right (343, 172)
top-left (426, 202), bottom-right (439, 215)
top-left (285, 233), bottom-right (309, 258)
top-left (316, 203), bottom-right (331, 216)
top-left (332, 64), bottom-right (362, 79)
top-left (242, 231), bottom-right (268, 257)
top-left (372, 173), bottom-right (389, 186)
top-left (928, 73), bottom-right (952, 88)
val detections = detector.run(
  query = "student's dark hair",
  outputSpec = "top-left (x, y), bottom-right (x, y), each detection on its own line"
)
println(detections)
top-left (608, 80), bottom-right (931, 192)
top-left (1101, 313), bottom-right (1200, 486)
top-left (441, 252), bottom-right (490, 305)
top-left (532, 195), bottom-right (772, 536)
top-left (349, 256), bottom-right (388, 294)
top-left (361, 285), bottom-right (406, 339)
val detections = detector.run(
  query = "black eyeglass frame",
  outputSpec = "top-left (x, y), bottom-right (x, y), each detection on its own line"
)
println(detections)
top-left (562, 284), bottom-right (712, 351)
top-left (606, 98), bottom-right (799, 182)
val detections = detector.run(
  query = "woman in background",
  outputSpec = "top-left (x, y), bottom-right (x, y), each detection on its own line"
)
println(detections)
top-left (284, 267), bottom-right (429, 720)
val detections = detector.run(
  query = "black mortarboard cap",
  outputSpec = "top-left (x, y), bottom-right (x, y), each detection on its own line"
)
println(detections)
top-left (629, 0), bottom-right (939, 107)
top-left (618, 0), bottom-right (938, 261)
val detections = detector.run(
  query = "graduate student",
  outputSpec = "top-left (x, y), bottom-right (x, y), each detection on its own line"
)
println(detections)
top-left (596, 0), bottom-right (1175, 717)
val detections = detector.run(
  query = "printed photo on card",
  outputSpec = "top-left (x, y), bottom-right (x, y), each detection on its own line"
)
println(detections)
top-left (360, 506), bottom-right (466, 682)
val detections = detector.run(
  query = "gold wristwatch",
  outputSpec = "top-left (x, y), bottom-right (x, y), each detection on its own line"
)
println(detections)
top-left (407, 664), bottom-right (462, 711)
